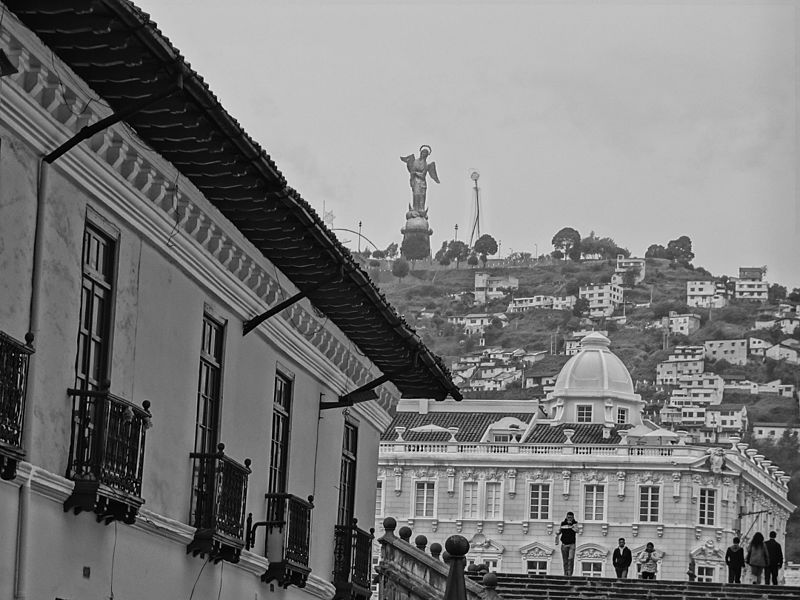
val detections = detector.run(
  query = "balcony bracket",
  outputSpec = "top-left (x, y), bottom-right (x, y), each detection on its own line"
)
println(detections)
top-left (242, 267), bottom-right (353, 336)
top-left (63, 480), bottom-right (143, 525)
top-left (321, 374), bottom-right (390, 410)
top-left (44, 76), bottom-right (183, 164)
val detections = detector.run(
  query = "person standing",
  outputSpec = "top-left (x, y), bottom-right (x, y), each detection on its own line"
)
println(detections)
top-left (725, 537), bottom-right (745, 583)
top-left (764, 531), bottom-right (783, 585)
top-left (612, 538), bottom-right (632, 579)
top-left (636, 542), bottom-right (662, 580)
top-left (555, 511), bottom-right (578, 576)
top-left (745, 532), bottom-right (770, 584)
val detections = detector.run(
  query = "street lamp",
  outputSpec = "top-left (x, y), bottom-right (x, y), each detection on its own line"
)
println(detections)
top-left (454, 224), bottom-right (459, 241)
top-left (358, 221), bottom-right (362, 253)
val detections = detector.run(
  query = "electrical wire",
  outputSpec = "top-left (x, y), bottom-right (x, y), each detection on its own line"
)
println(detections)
top-left (188, 557), bottom-right (210, 600)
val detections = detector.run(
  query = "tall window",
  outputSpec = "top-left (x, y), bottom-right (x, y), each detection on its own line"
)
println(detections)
top-left (195, 315), bottom-right (223, 455)
top-left (526, 560), bottom-right (548, 575)
top-left (269, 372), bottom-right (293, 495)
top-left (462, 481), bottom-right (479, 518)
top-left (639, 486), bottom-right (660, 522)
top-left (75, 225), bottom-right (115, 391)
top-left (529, 483), bottom-right (550, 520)
top-left (375, 480), bottom-right (384, 517)
top-left (697, 566), bottom-right (714, 583)
top-left (485, 482), bottom-right (502, 519)
top-left (617, 408), bottom-right (629, 424)
top-left (414, 482), bottom-right (435, 517)
top-left (584, 485), bottom-right (605, 521)
top-left (577, 405), bottom-right (593, 423)
top-left (337, 421), bottom-right (358, 525)
top-left (699, 489), bottom-right (716, 525)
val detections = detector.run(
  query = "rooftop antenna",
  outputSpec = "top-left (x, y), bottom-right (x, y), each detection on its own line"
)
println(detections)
top-left (468, 170), bottom-right (481, 248)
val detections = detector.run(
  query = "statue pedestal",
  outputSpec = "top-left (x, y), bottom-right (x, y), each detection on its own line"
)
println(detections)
top-left (401, 210), bottom-right (433, 259)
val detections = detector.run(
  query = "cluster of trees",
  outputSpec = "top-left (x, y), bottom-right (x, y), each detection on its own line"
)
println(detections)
top-left (550, 228), bottom-right (629, 261)
top-left (433, 233), bottom-right (499, 269)
top-left (644, 235), bottom-right (694, 265)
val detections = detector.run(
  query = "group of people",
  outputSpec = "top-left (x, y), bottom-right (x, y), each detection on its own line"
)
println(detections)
top-left (725, 531), bottom-right (784, 585)
top-left (555, 512), bottom-right (785, 585)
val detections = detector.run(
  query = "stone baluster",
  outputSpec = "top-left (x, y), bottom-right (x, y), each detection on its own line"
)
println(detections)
top-left (415, 535), bottom-right (428, 551)
top-left (399, 526), bottom-right (413, 543)
top-left (430, 542), bottom-right (443, 560)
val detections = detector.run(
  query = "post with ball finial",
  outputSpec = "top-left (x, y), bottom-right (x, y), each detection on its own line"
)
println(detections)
top-left (443, 535), bottom-right (470, 600)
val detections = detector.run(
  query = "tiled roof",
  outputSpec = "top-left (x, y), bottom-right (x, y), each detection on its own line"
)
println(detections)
top-left (523, 423), bottom-right (633, 444)
top-left (6, 0), bottom-right (460, 401)
top-left (382, 411), bottom-right (534, 443)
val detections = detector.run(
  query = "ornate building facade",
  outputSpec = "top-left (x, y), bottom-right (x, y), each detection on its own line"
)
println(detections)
top-left (376, 333), bottom-right (794, 582)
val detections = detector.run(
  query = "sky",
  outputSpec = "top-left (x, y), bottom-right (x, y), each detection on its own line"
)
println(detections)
top-left (135, 0), bottom-right (799, 288)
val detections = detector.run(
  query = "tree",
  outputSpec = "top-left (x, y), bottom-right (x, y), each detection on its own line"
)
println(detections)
top-left (552, 227), bottom-right (581, 259)
top-left (473, 234), bottom-right (498, 260)
top-left (622, 269), bottom-right (639, 288)
top-left (769, 284), bottom-right (787, 304)
top-left (391, 258), bottom-right (410, 281)
top-left (467, 254), bottom-right (479, 268)
top-left (789, 288), bottom-right (800, 303)
top-left (368, 259), bottom-right (380, 268)
top-left (384, 242), bottom-right (399, 259)
top-left (445, 240), bottom-right (470, 269)
top-left (573, 297), bottom-right (589, 316)
top-left (551, 250), bottom-right (564, 260)
top-left (372, 249), bottom-right (386, 260)
top-left (666, 235), bottom-right (694, 264)
top-left (434, 241), bottom-right (448, 264)
top-left (645, 244), bottom-right (669, 259)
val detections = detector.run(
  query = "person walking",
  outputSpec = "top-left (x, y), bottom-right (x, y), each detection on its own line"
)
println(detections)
top-left (636, 542), bottom-right (662, 580)
top-left (725, 537), bottom-right (745, 583)
top-left (554, 511), bottom-right (578, 576)
top-left (764, 531), bottom-right (783, 585)
top-left (745, 532), bottom-right (770, 584)
top-left (612, 538), bottom-right (632, 579)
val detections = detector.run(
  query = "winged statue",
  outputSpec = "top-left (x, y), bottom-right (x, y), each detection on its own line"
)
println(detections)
top-left (400, 144), bottom-right (439, 216)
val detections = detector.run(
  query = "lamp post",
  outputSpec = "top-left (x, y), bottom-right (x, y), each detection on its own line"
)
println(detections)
top-left (454, 224), bottom-right (459, 242)
top-left (357, 221), bottom-right (362, 253)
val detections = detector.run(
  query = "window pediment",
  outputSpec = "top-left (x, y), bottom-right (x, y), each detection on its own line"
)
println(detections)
top-left (576, 544), bottom-right (609, 560)
top-left (519, 541), bottom-right (554, 559)
top-left (468, 533), bottom-right (505, 554)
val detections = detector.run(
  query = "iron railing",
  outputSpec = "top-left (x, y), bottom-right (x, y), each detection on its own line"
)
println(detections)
top-left (190, 444), bottom-right (251, 543)
top-left (0, 331), bottom-right (34, 460)
top-left (333, 519), bottom-right (375, 594)
top-left (262, 493), bottom-right (314, 568)
top-left (66, 384), bottom-right (151, 495)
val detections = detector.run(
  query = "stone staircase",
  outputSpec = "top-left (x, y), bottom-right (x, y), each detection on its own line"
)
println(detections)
top-left (473, 572), bottom-right (800, 600)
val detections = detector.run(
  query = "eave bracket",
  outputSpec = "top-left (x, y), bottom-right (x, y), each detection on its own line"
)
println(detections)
top-left (321, 374), bottom-right (390, 410)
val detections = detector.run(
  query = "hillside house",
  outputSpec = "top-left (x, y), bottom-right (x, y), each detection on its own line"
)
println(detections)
top-left (552, 295), bottom-right (577, 310)
top-left (734, 278), bottom-right (769, 302)
top-left (578, 283), bottom-right (623, 318)
top-left (656, 346), bottom-right (705, 386)
top-left (704, 339), bottom-right (748, 366)
top-left (447, 313), bottom-right (508, 336)
top-left (748, 337), bottom-right (771, 358)
top-left (508, 295), bottom-right (576, 313)
top-left (474, 272), bottom-right (519, 305)
top-left (667, 312), bottom-right (702, 336)
top-left (675, 374), bottom-right (725, 405)
top-left (765, 340), bottom-right (800, 365)
top-left (776, 316), bottom-right (800, 335)
top-left (754, 317), bottom-right (777, 330)
top-left (564, 329), bottom-right (609, 356)
top-left (751, 423), bottom-right (800, 440)
top-left (686, 281), bottom-right (728, 308)
top-left (703, 405), bottom-right (748, 441)
top-left (739, 266), bottom-right (767, 281)
top-left (614, 255), bottom-right (646, 284)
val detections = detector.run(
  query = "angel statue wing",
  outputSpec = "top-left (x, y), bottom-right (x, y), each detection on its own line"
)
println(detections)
top-left (427, 161), bottom-right (440, 184)
top-left (400, 154), bottom-right (415, 173)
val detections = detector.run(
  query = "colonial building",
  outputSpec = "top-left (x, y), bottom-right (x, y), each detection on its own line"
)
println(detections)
top-left (0, 4), bottom-right (460, 600)
top-left (376, 333), bottom-right (793, 582)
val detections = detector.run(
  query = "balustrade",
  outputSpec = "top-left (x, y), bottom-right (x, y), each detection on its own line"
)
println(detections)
top-left (333, 519), bottom-right (375, 600)
top-left (0, 330), bottom-right (34, 480)
top-left (258, 493), bottom-right (314, 588)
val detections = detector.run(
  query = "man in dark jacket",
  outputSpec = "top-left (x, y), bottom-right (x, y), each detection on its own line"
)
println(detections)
top-left (725, 537), bottom-right (745, 583)
top-left (555, 511), bottom-right (578, 576)
top-left (612, 538), bottom-right (632, 578)
top-left (765, 531), bottom-right (783, 585)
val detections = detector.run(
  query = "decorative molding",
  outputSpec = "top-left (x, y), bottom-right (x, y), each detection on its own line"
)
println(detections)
top-left (616, 471), bottom-right (626, 498)
top-left (447, 468), bottom-right (456, 496)
top-left (506, 469), bottom-right (517, 497)
top-left (519, 541), bottom-right (554, 559)
top-left (305, 575), bottom-right (337, 600)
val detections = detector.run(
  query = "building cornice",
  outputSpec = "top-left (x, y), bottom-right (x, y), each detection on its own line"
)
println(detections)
top-left (0, 11), bottom-right (395, 429)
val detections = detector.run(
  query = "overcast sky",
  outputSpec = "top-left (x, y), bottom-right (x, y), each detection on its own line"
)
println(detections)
top-left (135, 0), bottom-right (799, 289)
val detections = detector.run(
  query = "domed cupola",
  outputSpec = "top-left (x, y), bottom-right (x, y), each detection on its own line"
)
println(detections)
top-left (543, 332), bottom-right (644, 426)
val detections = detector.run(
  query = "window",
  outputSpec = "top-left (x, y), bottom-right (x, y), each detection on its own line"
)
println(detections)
top-left (697, 566), bottom-right (715, 583)
top-left (493, 433), bottom-right (511, 443)
top-left (415, 482), bottom-right (435, 517)
top-left (529, 483), bottom-right (551, 520)
top-left (75, 224), bottom-right (116, 391)
top-left (699, 489), bottom-right (715, 525)
top-left (337, 421), bottom-right (358, 525)
top-left (269, 371), bottom-right (293, 495)
top-left (616, 408), bottom-right (629, 425)
top-left (584, 484), bottom-right (605, 521)
top-left (375, 480), bottom-right (384, 517)
top-left (577, 405), bottom-right (593, 423)
top-left (526, 560), bottom-right (548, 575)
top-left (639, 486), bottom-right (660, 522)
top-left (195, 315), bottom-right (224, 456)
top-left (581, 562), bottom-right (603, 577)
top-left (485, 482), bottom-right (502, 519)
top-left (462, 481), bottom-right (479, 518)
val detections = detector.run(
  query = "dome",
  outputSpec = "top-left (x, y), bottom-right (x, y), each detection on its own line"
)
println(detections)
top-left (552, 332), bottom-right (636, 400)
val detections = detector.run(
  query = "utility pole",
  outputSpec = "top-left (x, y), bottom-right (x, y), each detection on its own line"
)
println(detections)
top-left (357, 220), bottom-right (362, 253)
top-left (468, 170), bottom-right (481, 247)
top-left (454, 223), bottom-right (459, 242)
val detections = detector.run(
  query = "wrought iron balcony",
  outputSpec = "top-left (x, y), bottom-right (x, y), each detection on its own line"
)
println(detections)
top-left (0, 330), bottom-right (34, 481)
top-left (187, 443), bottom-right (251, 564)
top-left (64, 383), bottom-right (152, 524)
top-left (333, 519), bottom-right (375, 600)
top-left (253, 493), bottom-right (314, 588)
